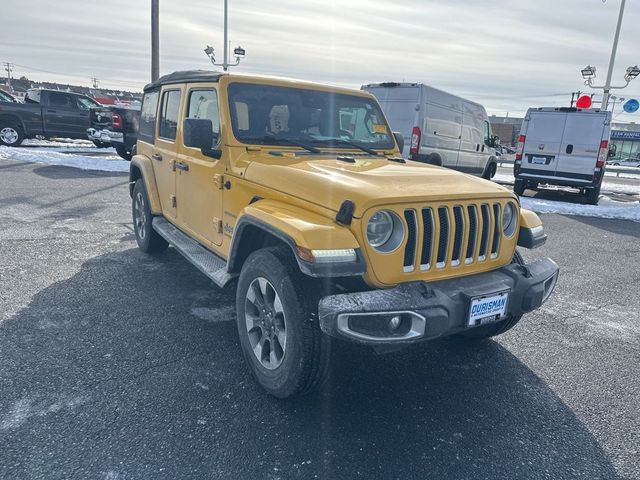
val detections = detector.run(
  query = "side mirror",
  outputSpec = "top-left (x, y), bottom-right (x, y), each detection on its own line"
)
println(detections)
top-left (393, 132), bottom-right (404, 153)
top-left (183, 118), bottom-right (221, 159)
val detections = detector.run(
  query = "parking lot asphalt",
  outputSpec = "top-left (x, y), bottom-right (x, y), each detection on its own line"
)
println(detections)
top-left (1, 157), bottom-right (639, 480)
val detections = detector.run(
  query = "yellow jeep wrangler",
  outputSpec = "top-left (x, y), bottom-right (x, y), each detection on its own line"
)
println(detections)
top-left (129, 70), bottom-right (558, 398)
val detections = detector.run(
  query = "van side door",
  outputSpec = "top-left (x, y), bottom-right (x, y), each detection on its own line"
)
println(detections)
top-left (175, 84), bottom-right (225, 248)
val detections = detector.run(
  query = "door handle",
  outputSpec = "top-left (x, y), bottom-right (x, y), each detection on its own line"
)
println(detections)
top-left (566, 144), bottom-right (574, 154)
top-left (175, 161), bottom-right (189, 172)
top-left (47, 109), bottom-right (57, 113)
top-left (152, 153), bottom-right (163, 161)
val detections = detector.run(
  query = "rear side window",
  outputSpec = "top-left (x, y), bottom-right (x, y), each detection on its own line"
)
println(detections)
top-left (138, 90), bottom-right (160, 143)
top-left (158, 90), bottom-right (181, 141)
top-left (48, 92), bottom-right (76, 109)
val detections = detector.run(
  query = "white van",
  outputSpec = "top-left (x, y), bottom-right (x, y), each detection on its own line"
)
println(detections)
top-left (362, 82), bottom-right (500, 179)
top-left (514, 107), bottom-right (613, 204)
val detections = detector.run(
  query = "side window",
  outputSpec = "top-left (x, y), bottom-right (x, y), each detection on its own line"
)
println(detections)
top-left (49, 92), bottom-right (76, 109)
top-left (158, 90), bottom-right (181, 141)
top-left (138, 90), bottom-right (160, 143)
top-left (186, 89), bottom-right (220, 145)
top-left (76, 97), bottom-right (98, 110)
top-left (484, 121), bottom-right (491, 143)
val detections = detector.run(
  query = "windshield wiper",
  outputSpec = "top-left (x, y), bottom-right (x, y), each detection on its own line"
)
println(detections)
top-left (323, 138), bottom-right (382, 156)
top-left (258, 135), bottom-right (321, 154)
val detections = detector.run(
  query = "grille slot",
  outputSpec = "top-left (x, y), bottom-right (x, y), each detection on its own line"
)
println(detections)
top-left (465, 205), bottom-right (478, 264)
top-left (491, 203), bottom-right (501, 258)
top-left (436, 207), bottom-right (449, 268)
top-left (403, 210), bottom-right (418, 272)
top-left (420, 208), bottom-right (434, 270)
top-left (451, 206), bottom-right (464, 266)
top-left (479, 204), bottom-right (491, 260)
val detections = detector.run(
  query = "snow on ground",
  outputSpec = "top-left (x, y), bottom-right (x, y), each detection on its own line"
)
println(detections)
top-left (22, 138), bottom-right (96, 147)
top-left (0, 145), bottom-right (129, 172)
top-left (493, 172), bottom-right (640, 195)
top-left (520, 196), bottom-right (640, 222)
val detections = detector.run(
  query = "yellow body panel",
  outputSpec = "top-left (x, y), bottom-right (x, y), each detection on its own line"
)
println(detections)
top-left (137, 72), bottom-right (536, 288)
top-left (519, 208), bottom-right (543, 229)
top-left (130, 155), bottom-right (162, 214)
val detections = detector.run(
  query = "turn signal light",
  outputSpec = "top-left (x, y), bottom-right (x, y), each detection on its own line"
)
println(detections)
top-left (410, 127), bottom-right (421, 156)
top-left (596, 140), bottom-right (608, 168)
top-left (515, 135), bottom-right (526, 161)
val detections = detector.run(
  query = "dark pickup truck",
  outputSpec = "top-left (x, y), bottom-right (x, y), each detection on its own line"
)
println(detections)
top-left (0, 90), bottom-right (19, 103)
top-left (86, 105), bottom-right (140, 160)
top-left (0, 89), bottom-right (102, 147)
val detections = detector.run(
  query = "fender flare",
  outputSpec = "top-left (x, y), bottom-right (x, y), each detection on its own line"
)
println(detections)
top-left (228, 200), bottom-right (366, 278)
top-left (0, 113), bottom-right (27, 134)
top-left (129, 155), bottom-right (162, 214)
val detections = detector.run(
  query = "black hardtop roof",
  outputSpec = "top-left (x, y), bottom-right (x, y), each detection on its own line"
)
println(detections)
top-left (144, 70), bottom-right (223, 91)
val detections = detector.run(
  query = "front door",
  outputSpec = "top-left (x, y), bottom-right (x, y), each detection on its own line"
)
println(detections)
top-left (175, 85), bottom-right (224, 247)
top-left (43, 92), bottom-right (89, 138)
top-left (153, 87), bottom-right (184, 220)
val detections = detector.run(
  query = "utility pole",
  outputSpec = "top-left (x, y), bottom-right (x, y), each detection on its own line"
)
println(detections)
top-left (3, 62), bottom-right (14, 90)
top-left (151, 0), bottom-right (159, 81)
top-left (602, 0), bottom-right (626, 109)
top-left (91, 77), bottom-right (100, 89)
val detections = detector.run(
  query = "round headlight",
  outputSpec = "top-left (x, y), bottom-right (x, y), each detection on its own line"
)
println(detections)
top-left (367, 211), bottom-right (393, 247)
top-left (502, 202), bottom-right (517, 237)
top-left (366, 210), bottom-right (405, 252)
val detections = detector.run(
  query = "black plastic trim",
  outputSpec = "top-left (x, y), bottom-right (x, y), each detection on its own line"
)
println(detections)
top-left (336, 200), bottom-right (355, 226)
top-left (517, 227), bottom-right (547, 249)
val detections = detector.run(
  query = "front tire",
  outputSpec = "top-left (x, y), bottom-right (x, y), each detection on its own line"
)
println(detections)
top-left (236, 246), bottom-right (330, 398)
top-left (0, 123), bottom-right (24, 146)
top-left (93, 140), bottom-right (109, 148)
top-left (132, 180), bottom-right (168, 253)
top-left (482, 161), bottom-right (497, 180)
top-left (455, 250), bottom-right (525, 340)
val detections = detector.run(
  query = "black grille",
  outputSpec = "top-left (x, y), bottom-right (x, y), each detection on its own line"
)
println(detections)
top-left (479, 204), bottom-right (490, 258)
top-left (403, 210), bottom-right (417, 269)
top-left (421, 209), bottom-right (434, 266)
top-left (436, 207), bottom-right (449, 265)
top-left (452, 206), bottom-right (464, 263)
top-left (466, 205), bottom-right (478, 261)
top-left (491, 203), bottom-right (501, 256)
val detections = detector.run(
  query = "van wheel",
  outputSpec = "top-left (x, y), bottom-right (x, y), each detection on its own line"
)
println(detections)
top-left (0, 123), bottom-right (24, 146)
top-left (586, 186), bottom-right (600, 205)
top-left (482, 162), bottom-right (497, 180)
top-left (132, 180), bottom-right (168, 253)
top-left (426, 153), bottom-right (442, 166)
top-left (513, 179), bottom-right (525, 196)
top-left (455, 251), bottom-right (525, 340)
top-left (236, 246), bottom-right (330, 398)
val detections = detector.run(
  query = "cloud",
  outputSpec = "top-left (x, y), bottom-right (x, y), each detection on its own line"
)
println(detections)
top-left (1, 0), bottom-right (639, 120)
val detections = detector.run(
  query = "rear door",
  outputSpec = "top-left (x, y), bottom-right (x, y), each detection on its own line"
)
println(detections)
top-left (520, 111), bottom-right (566, 178)
top-left (364, 85), bottom-right (419, 157)
top-left (556, 112), bottom-right (607, 179)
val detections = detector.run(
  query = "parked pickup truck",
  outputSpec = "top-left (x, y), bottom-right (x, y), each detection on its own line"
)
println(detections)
top-left (130, 70), bottom-right (559, 398)
top-left (0, 90), bottom-right (19, 103)
top-left (0, 88), bottom-right (102, 147)
top-left (87, 104), bottom-right (140, 160)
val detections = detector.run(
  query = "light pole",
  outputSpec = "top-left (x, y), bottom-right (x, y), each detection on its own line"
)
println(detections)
top-left (581, 0), bottom-right (639, 109)
top-left (151, 0), bottom-right (159, 81)
top-left (204, 0), bottom-right (246, 71)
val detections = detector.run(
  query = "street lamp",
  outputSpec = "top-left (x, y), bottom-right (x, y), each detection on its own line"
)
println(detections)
top-left (204, 0), bottom-right (246, 71)
top-left (581, 65), bottom-right (596, 80)
top-left (624, 65), bottom-right (640, 81)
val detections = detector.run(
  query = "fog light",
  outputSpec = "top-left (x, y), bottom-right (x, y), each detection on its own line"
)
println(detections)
top-left (388, 315), bottom-right (402, 331)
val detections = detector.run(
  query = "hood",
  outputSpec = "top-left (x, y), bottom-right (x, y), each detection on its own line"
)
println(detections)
top-left (244, 155), bottom-right (513, 218)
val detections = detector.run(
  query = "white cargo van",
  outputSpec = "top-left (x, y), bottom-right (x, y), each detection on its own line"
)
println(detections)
top-left (514, 107), bottom-right (613, 204)
top-left (362, 82), bottom-right (500, 179)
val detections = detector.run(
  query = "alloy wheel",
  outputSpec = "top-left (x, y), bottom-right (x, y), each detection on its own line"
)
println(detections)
top-left (0, 127), bottom-right (19, 145)
top-left (134, 192), bottom-right (146, 239)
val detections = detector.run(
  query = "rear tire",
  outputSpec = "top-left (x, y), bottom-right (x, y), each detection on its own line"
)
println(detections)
top-left (586, 185), bottom-right (600, 205)
top-left (132, 180), bottom-right (168, 253)
top-left (236, 246), bottom-right (330, 398)
top-left (426, 153), bottom-right (443, 166)
top-left (115, 144), bottom-right (132, 161)
top-left (92, 140), bottom-right (109, 148)
top-left (513, 178), bottom-right (525, 196)
top-left (455, 250), bottom-right (525, 340)
top-left (0, 122), bottom-right (24, 147)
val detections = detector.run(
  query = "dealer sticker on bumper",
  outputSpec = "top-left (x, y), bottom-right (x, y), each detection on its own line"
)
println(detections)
top-left (468, 292), bottom-right (509, 326)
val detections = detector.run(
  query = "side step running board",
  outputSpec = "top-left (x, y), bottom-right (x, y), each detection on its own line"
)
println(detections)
top-left (152, 217), bottom-right (236, 287)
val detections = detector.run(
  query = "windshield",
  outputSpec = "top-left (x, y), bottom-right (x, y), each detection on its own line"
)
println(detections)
top-left (228, 83), bottom-right (395, 151)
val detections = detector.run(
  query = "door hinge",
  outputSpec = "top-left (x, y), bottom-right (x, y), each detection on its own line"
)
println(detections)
top-left (214, 174), bottom-right (224, 189)
top-left (170, 195), bottom-right (177, 208)
top-left (213, 217), bottom-right (223, 234)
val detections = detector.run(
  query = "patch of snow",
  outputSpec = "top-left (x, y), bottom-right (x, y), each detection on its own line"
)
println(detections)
top-left (22, 138), bottom-right (95, 147)
top-left (493, 172), bottom-right (639, 195)
top-left (0, 145), bottom-right (129, 172)
top-left (520, 195), bottom-right (640, 222)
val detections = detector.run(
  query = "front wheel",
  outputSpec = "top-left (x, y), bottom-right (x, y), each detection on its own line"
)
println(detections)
top-left (455, 250), bottom-right (525, 340)
top-left (236, 246), bottom-right (330, 398)
top-left (0, 123), bottom-right (24, 146)
top-left (482, 162), bottom-right (497, 180)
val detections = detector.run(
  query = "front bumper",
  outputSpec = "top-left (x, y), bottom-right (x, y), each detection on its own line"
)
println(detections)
top-left (86, 128), bottom-right (123, 144)
top-left (318, 257), bottom-right (559, 345)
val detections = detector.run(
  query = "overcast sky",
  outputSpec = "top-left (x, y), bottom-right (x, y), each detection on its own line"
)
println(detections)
top-left (2, 0), bottom-right (639, 121)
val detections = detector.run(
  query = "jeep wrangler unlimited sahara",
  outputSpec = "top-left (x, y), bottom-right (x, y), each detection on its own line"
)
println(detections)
top-left (130, 70), bottom-right (558, 398)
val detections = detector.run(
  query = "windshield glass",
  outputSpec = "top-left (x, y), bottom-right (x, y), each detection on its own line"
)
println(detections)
top-left (227, 83), bottom-right (395, 150)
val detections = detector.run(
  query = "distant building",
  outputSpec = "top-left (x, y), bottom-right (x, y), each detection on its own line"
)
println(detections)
top-left (490, 115), bottom-right (524, 147)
